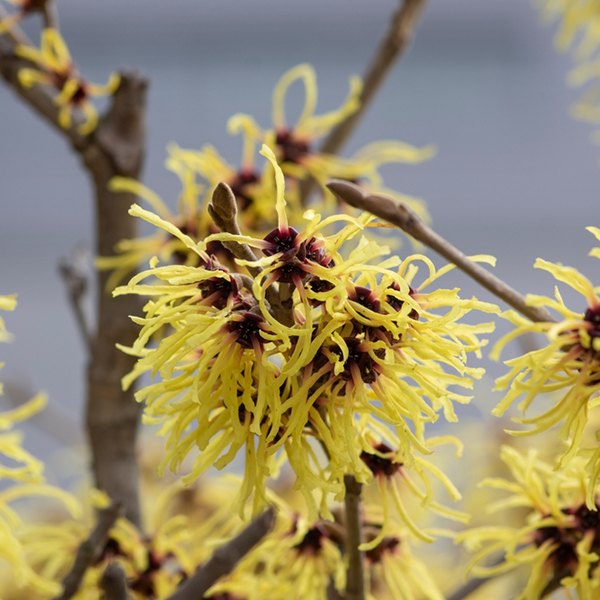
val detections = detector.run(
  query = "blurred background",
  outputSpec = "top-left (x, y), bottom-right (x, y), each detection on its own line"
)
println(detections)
top-left (0, 0), bottom-right (598, 471)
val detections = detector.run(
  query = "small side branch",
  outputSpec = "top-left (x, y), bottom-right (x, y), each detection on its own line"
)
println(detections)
top-left (167, 508), bottom-right (275, 600)
top-left (344, 474), bottom-right (365, 600)
top-left (59, 250), bottom-right (94, 356)
top-left (320, 0), bottom-right (429, 157)
top-left (54, 503), bottom-right (122, 600)
top-left (327, 180), bottom-right (556, 324)
top-left (100, 564), bottom-right (131, 600)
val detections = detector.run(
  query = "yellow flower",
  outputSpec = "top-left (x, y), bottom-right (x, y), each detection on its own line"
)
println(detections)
top-left (96, 154), bottom-right (211, 290)
top-left (0, 295), bottom-right (81, 596)
top-left (229, 64), bottom-right (434, 212)
top-left (492, 227), bottom-right (600, 496)
top-left (15, 28), bottom-right (120, 135)
top-left (458, 445), bottom-right (600, 600)
top-left (117, 145), bottom-right (497, 522)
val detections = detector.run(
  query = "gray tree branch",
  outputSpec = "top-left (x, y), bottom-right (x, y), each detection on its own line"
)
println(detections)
top-left (327, 180), bottom-right (556, 324)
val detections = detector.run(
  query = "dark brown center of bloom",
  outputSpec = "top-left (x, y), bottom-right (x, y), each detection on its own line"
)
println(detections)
top-left (294, 523), bottom-right (329, 554)
top-left (333, 337), bottom-right (382, 384)
top-left (384, 283), bottom-right (419, 319)
top-left (360, 443), bottom-right (402, 478)
top-left (584, 306), bottom-right (600, 350)
top-left (365, 536), bottom-right (400, 564)
top-left (533, 502), bottom-right (600, 577)
top-left (350, 286), bottom-right (380, 313)
top-left (199, 273), bottom-right (237, 310)
top-left (275, 129), bottom-right (311, 164)
top-left (228, 312), bottom-right (265, 349)
top-left (263, 228), bottom-right (332, 284)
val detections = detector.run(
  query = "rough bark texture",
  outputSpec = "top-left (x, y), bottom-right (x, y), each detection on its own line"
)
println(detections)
top-left (83, 73), bottom-right (147, 527)
top-left (1, 29), bottom-right (148, 526)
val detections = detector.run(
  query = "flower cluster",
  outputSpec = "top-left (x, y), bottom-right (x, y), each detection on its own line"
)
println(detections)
top-left (14, 28), bottom-right (120, 134)
top-left (491, 227), bottom-right (600, 501)
top-left (98, 64), bottom-right (432, 290)
top-left (117, 144), bottom-right (497, 525)
top-left (458, 445), bottom-right (600, 600)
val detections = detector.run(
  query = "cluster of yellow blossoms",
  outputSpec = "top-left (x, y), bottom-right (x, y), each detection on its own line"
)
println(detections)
top-left (97, 64), bottom-right (433, 289)
top-left (117, 144), bottom-right (497, 536)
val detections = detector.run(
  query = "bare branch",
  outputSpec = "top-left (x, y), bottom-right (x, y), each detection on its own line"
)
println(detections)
top-left (326, 180), bottom-right (556, 324)
top-left (54, 503), bottom-right (122, 600)
top-left (167, 508), bottom-right (275, 600)
top-left (100, 564), bottom-right (131, 600)
top-left (83, 71), bottom-right (148, 528)
top-left (321, 0), bottom-right (429, 157)
top-left (59, 248), bottom-right (94, 357)
top-left (344, 474), bottom-right (365, 600)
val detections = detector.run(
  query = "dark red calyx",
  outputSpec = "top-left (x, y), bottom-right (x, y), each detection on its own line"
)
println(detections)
top-left (360, 443), bottom-right (401, 478)
top-left (350, 286), bottom-right (380, 313)
top-left (384, 283), bottom-right (419, 319)
top-left (366, 536), bottom-right (400, 564)
top-left (333, 337), bottom-right (380, 383)
top-left (229, 312), bottom-right (265, 349)
top-left (275, 129), bottom-right (311, 164)
top-left (294, 523), bottom-right (328, 554)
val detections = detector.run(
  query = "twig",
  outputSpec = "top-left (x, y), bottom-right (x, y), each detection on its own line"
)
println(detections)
top-left (208, 182), bottom-right (294, 326)
top-left (54, 503), bottom-right (122, 600)
top-left (39, 0), bottom-right (59, 30)
top-left (344, 474), bottom-right (365, 600)
top-left (326, 180), bottom-right (556, 324)
top-left (167, 508), bottom-right (275, 600)
top-left (446, 575), bottom-right (490, 600)
top-left (59, 249), bottom-right (94, 356)
top-left (300, 0), bottom-right (429, 205)
top-left (100, 564), bottom-right (130, 600)
top-left (322, 0), bottom-right (429, 156)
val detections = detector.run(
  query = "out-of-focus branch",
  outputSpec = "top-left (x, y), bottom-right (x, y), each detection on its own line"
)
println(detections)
top-left (100, 564), bottom-right (131, 600)
top-left (344, 475), bottom-right (365, 600)
top-left (321, 0), bottom-right (429, 156)
top-left (167, 508), bottom-right (276, 600)
top-left (59, 248), bottom-right (94, 356)
top-left (83, 72), bottom-right (148, 528)
top-left (54, 503), bottom-right (122, 600)
top-left (327, 180), bottom-right (556, 324)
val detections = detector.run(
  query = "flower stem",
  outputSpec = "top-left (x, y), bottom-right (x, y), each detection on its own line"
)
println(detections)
top-left (344, 474), bottom-right (365, 600)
